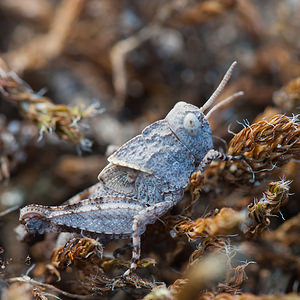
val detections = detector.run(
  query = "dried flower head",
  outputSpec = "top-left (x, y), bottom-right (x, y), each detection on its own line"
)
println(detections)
top-left (247, 179), bottom-right (291, 236)
top-left (217, 262), bottom-right (253, 294)
top-left (173, 208), bottom-right (247, 240)
top-left (202, 114), bottom-right (299, 188)
top-left (51, 237), bottom-right (103, 270)
top-left (48, 237), bottom-right (157, 295)
top-left (174, 179), bottom-right (291, 242)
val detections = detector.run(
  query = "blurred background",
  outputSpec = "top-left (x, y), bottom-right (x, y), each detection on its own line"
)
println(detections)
top-left (0, 0), bottom-right (299, 299)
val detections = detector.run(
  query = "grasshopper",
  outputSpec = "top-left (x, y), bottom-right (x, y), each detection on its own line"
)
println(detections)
top-left (20, 62), bottom-right (243, 276)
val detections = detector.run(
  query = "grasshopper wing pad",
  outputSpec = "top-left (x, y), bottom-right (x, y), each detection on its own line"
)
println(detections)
top-left (108, 135), bottom-right (152, 173)
top-left (98, 163), bottom-right (138, 195)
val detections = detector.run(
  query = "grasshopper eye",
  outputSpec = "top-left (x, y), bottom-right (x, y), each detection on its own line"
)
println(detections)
top-left (183, 113), bottom-right (201, 136)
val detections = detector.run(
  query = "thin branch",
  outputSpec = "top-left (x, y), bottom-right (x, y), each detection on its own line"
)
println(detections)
top-left (4, 0), bottom-right (86, 73)
top-left (6, 276), bottom-right (99, 300)
top-left (110, 0), bottom-right (189, 110)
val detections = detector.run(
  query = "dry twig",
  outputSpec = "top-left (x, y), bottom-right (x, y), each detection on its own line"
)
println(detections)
top-left (3, 0), bottom-right (86, 74)
top-left (110, 0), bottom-right (237, 109)
top-left (6, 277), bottom-right (98, 299)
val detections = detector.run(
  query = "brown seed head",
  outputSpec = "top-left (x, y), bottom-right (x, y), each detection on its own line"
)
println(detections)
top-left (204, 114), bottom-right (300, 187)
top-left (173, 208), bottom-right (247, 240)
top-left (247, 179), bottom-right (291, 236)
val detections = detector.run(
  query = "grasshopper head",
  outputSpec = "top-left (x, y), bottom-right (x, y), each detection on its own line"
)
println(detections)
top-left (166, 101), bottom-right (213, 163)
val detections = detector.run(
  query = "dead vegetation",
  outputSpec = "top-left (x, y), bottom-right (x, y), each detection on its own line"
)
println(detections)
top-left (0, 0), bottom-right (300, 299)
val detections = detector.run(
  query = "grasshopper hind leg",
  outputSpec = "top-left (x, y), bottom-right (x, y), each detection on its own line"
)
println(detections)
top-left (123, 200), bottom-right (174, 277)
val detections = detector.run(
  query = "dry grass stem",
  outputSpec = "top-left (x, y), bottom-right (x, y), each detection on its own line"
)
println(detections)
top-left (6, 277), bottom-right (99, 299)
top-left (3, 0), bottom-right (85, 74)
top-left (110, 0), bottom-right (236, 110)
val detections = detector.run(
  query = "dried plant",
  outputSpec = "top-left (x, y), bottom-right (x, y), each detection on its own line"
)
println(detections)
top-left (49, 237), bottom-right (156, 295)
top-left (1, 1), bottom-right (300, 298)
top-left (51, 237), bottom-right (104, 270)
top-left (174, 0), bottom-right (236, 25)
top-left (246, 179), bottom-right (291, 236)
top-left (159, 241), bottom-right (254, 299)
top-left (3, 0), bottom-right (85, 74)
top-left (173, 208), bottom-right (247, 240)
top-left (0, 60), bottom-right (99, 150)
top-left (174, 180), bottom-right (291, 241)
top-left (263, 210), bottom-right (300, 247)
top-left (198, 292), bottom-right (300, 300)
top-left (201, 114), bottom-right (300, 191)
top-left (110, 0), bottom-right (237, 109)
top-left (273, 77), bottom-right (300, 113)
top-left (0, 116), bottom-right (37, 181)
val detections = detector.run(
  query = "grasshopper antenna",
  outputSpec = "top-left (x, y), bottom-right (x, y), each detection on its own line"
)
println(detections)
top-left (205, 91), bottom-right (244, 119)
top-left (200, 61), bottom-right (238, 113)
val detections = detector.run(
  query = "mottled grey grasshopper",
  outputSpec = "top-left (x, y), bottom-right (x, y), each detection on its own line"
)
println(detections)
top-left (20, 62), bottom-right (243, 276)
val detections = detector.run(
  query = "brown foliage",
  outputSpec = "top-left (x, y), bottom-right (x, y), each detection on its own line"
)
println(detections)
top-left (0, 60), bottom-right (98, 150)
top-left (202, 114), bottom-right (299, 190)
top-left (0, 0), bottom-right (299, 299)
